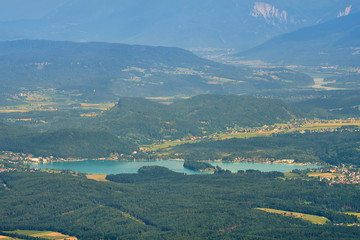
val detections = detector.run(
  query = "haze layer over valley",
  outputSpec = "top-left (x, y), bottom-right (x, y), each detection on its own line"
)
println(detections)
top-left (0, 1), bottom-right (360, 240)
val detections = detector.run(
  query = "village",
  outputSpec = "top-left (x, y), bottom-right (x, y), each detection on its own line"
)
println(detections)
top-left (225, 118), bottom-right (360, 135)
top-left (180, 118), bottom-right (360, 142)
top-left (308, 164), bottom-right (360, 185)
top-left (0, 151), bottom-right (28, 173)
top-left (0, 151), bottom-right (74, 173)
top-left (0, 151), bottom-right (82, 177)
top-left (1, 149), bottom-right (360, 185)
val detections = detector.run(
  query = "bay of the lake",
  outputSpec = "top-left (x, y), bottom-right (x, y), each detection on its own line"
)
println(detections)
top-left (30, 160), bottom-right (321, 174)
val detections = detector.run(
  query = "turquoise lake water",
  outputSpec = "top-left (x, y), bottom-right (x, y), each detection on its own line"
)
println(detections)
top-left (30, 160), bottom-right (321, 174)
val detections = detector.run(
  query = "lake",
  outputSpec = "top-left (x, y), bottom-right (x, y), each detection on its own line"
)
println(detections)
top-left (30, 160), bottom-right (322, 174)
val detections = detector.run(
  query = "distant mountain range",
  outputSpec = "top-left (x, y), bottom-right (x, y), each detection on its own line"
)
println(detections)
top-left (237, 11), bottom-right (360, 67)
top-left (0, 40), bottom-right (313, 100)
top-left (0, 0), bottom-right (359, 51)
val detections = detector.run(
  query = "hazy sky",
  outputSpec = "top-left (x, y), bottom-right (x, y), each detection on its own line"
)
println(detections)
top-left (0, 0), bottom-right (358, 50)
top-left (0, 0), bottom-right (69, 21)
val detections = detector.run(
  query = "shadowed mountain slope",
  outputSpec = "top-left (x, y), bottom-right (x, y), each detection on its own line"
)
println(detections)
top-left (0, 40), bottom-right (313, 100)
top-left (238, 12), bottom-right (360, 67)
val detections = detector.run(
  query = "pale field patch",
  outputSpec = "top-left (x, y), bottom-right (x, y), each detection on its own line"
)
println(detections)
top-left (0, 236), bottom-right (14, 240)
top-left (145, 96), bottom-right (175, 100)
top-left (307, 173), bottom-right (342, 178)
top-left (86, 174), bottom-right (109, 182)
top-left (80, 102), bottom-right (115, 110)
top-left (345, 212), bottom-right (360, 219)
top-left (4, 230), bottom-right (77, 240)
top-left (256, 208), bottom-right (330, 224)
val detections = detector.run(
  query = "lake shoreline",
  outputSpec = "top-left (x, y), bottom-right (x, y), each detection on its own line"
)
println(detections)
top-left (35, 157), bottom-right (323, 167)
top-left (30, 159), bottom-right (323, 175)
top-left (34, 157), bottom-right (323, 167)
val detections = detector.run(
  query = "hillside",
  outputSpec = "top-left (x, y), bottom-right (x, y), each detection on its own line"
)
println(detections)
top-left (0, 1), bottom-right (359, 51)
top-left (161, 131), bottom-right (360, 165)
top-left (293, 90), bottom-right (360, 116)
top-left (1, 171), bottom-right (360, 239)
top-left (238, 12), bottom-right (360, 67)
top-left (0, 125), bottom-right (137, 158)
top-left (91, 95), bottom-right (302, 142)
top-left (324, 75), bottom-right (360, 90)
top-left (0, 40), bottom-right (313, 102)
top-left (0, 121), bottom-right (27, 137)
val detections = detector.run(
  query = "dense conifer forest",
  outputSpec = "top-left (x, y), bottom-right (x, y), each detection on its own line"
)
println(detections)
top-left (0, 169), bottom-right (359, 239)
top-left (163, 131), bottom-right (360, 165)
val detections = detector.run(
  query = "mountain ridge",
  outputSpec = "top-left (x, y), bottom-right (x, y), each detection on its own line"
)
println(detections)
top-left (237, 11), bottom-right (360, 67)
top-left (1, 0), bottom-right (359, 51)
top-left (0, 39), bottom-right (313, 100)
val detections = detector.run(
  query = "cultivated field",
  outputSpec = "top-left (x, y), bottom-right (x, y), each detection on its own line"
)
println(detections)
top-left (79, 102), bottom-right (115, 110)
top-left (0, 88), bottom-right (115, 114)
top-left (346, 212), bottom-right (360, 219)
top-left (86, 174), bottom-right (109, 182)
top-left (0, 236), bottom-right (15, 240)
top-left (144, 118), bottom-right (360, 154)
top-left (307, 173), bottom-right (342, 178)
top-left (4, 230), bottom-right (77, 240)
top-left (255, 208), bottom-right (330, 224)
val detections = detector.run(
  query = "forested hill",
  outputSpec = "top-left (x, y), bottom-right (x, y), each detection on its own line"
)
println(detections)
top-left (0, 40), bottom-right (312, 100)
top-left (0, 124), bottom-right (137, 158)
top-left (1, 171), bottom-right (360, 239)
top-left (0, 121), bottom-right (27, 137)
top-left (91, 95), bottom-right (302, 142)
top-left (0, 95), bottom-right (303, 157)
top-left (170, 94), bottom-right (299, 127)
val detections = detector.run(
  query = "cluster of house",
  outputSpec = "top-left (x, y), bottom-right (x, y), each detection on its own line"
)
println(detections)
top-left (0, 151), bottom-right (54, 169)
top-left (0, 151), bottom-right (82, 176)
top-left (0, 151), bottom-right (55, 164)
top-left (0, 167), bottom-right (16, 173)
top-left (313, 165), bottom-right (360, 185)
top-left (0, 151), bottom-right (25, 172)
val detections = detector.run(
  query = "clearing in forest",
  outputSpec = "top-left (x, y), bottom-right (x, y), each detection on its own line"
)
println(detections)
top-left (0, 236), bottom-right (15, 240)
top-left (86, 174), bottom-right (109, 182)
top-left (4, 230), bottom-right (77, 240)
top-left (307, 173), bottom-right (342, 178)
top-left (255, 208), bottom-right (330, 224)
top-left (346, 212), bottom-right (360, 219)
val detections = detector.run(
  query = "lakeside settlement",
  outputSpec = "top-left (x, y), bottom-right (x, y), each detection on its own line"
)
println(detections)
top-left (1, 150), bottom-right (360, 185)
